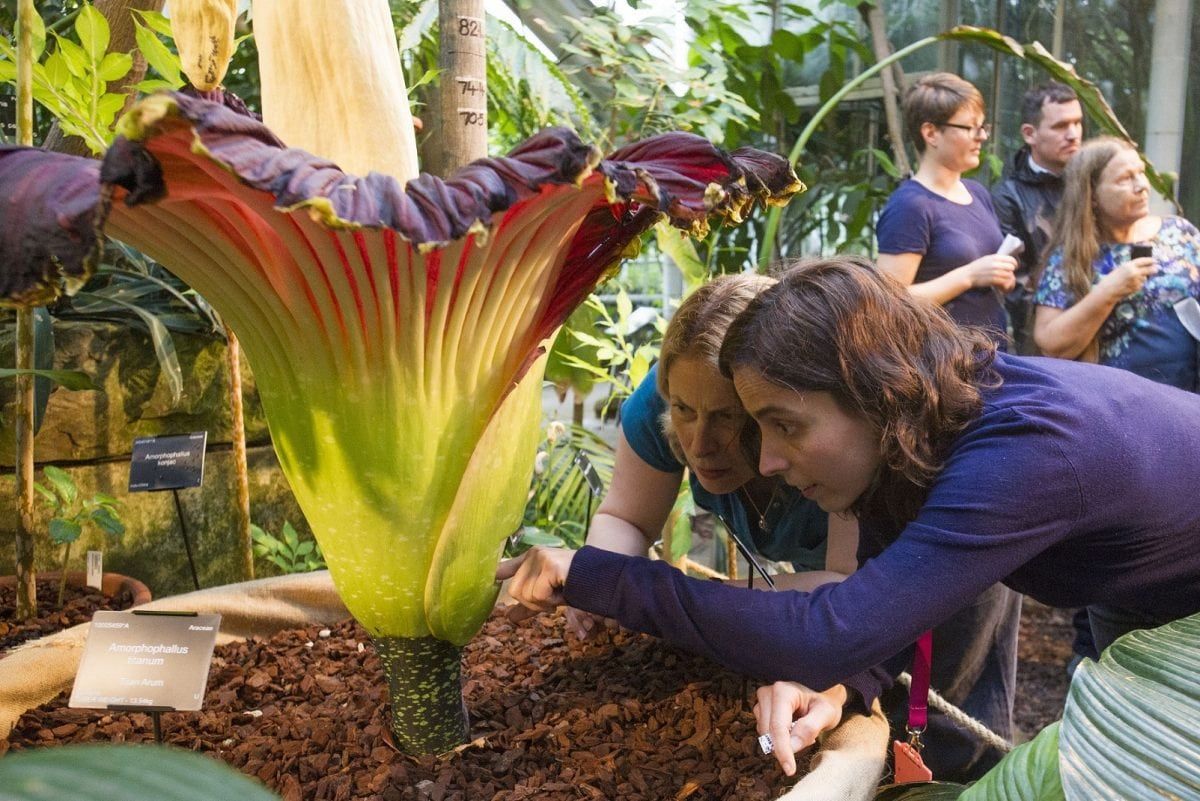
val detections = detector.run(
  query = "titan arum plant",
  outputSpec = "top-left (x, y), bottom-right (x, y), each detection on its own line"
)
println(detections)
top-left (0, 1), bottom-right (800, 753)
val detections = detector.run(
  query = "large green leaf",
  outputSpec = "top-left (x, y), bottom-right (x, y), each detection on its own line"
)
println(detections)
top-left (871, 726), bottom-right (1064, 801)
top-left (1059, 612), bottom-right (1200, 798)
top-left (0, 744), bottom-right (280, 801)
top-left (959, 723), bottom-right (1064, 800)
top-left (875, 783), bottom-right (966, 800)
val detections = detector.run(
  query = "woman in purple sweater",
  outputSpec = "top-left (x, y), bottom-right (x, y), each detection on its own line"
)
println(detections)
top-left (500, 257), bottom-right (1200, 776)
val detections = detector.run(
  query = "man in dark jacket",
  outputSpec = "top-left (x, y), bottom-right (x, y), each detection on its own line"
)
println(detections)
top-left (992, 83), bottom-right (1083, 355)
top-left (992, 83), bottom-right (1095, 672)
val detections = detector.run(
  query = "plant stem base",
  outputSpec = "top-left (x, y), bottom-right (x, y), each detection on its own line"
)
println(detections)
top-left (373, 635), bottom-right (467, 755)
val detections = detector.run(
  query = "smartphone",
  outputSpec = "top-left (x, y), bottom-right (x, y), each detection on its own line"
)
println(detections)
top-left (1130, 244), bottom-right (1154, 260)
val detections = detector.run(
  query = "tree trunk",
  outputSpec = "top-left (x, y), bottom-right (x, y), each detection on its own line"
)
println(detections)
top-left (226, 329), bottom-right (254, 580)
top-left (858, 1), bottom-right (911, 176)
top-left (13, 0), bottom-right (38, 622)
top-left (436, 0), bottom-right (487, 175)
top-left (42, 0), bottom-right (166, 155)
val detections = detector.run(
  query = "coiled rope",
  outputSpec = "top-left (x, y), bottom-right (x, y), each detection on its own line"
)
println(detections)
top-left (895, 671), bottom-right (1014, 753)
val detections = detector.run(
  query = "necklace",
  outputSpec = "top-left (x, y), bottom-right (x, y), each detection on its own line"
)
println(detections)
top-left (741, 483), bottom-right (779, 532)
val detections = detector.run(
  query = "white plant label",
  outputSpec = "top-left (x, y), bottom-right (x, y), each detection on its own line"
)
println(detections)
top-left (87, 550), bottom-right (103, 590)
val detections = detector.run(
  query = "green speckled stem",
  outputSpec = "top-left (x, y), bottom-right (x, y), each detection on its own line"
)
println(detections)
top-left (374, 635), bottom-right (467, 755)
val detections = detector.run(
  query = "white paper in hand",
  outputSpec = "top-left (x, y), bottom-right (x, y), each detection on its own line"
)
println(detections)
top-left (1174, 297), bottom-right (1200, 341)
top-left (998, 234), bottom-right (1025, 258)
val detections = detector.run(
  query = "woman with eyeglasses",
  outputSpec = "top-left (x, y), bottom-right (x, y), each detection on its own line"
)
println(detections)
top-left (1033, 137), bottom-right (1200, 391)
top-left (876, 72), bottom-right (1017, 347)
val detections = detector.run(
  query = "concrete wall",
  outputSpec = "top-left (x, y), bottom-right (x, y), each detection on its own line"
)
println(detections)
top-left (0, 322), bottom-right (310, 597)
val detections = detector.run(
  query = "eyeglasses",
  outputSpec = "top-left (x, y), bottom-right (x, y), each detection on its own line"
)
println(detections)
top-left (940, 121), bottom-right (993, 139)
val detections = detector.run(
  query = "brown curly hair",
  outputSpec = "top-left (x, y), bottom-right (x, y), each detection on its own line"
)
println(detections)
top-left (719, 256), bottom-right (998, 526)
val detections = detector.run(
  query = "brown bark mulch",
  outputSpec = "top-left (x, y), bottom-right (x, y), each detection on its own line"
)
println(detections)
top-left (1014, 598), bottom-right (1072, 737)
top-left (4, 611), bottom-right (805, 801)
top-left (0, 577), bottom-right (141, 653)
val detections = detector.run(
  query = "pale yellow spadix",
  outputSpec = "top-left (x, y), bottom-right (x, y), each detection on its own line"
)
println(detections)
top-left (254, 0), bottom-right (420, 183)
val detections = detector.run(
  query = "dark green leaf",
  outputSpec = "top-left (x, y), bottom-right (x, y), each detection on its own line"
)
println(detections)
top-left (32, 306), bottom-right (54, 433)
top-left (91, 506), bottom-right (125, 537)
top-left (0, 367), bottom-right (100, 391)
top-left (770, 29), bottom-right (805, 62)
top-left (50, 517), bottom-right (83, 545)
top-left (874, 783), bottom-right (965, 800)
top-left (100, 297), bottom-right (183, 404)
top-left (0, 743), bottom-right (280, 800)
top-left (43, 465), bottom-right (78, 505)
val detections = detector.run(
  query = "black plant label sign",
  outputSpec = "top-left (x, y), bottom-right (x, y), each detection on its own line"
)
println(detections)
top-left (574, 451), bottom-right (605, 497)
top-left (128, 432), bottom-right (208, 492)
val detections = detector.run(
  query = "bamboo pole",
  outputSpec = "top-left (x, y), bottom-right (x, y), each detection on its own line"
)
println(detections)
top-left (226, 329), bottom-right (254, 580)
top-left (14, 0), bottom-right (38, 620)
top-left (858, 0), bottom-right (912, 176)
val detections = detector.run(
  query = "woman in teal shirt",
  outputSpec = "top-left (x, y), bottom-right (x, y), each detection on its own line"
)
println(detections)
top-left (564, 273), bottom-right (855, 649)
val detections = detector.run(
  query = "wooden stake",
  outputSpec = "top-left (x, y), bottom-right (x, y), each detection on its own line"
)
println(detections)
top-left (226, 329), bottom-right (254, 580)
top-left (13, 0), bottom-right (38, 620)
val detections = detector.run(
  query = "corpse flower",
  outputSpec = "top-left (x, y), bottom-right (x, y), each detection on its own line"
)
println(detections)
top-left (0, 4), bottom-right (800, 755)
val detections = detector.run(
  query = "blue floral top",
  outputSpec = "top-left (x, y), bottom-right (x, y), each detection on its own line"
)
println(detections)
top-left (1035, 216), bottom-right (1200, 390)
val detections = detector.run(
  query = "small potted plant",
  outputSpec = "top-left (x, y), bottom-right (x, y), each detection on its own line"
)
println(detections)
top-left (33, 466), bottom-right (125, 606)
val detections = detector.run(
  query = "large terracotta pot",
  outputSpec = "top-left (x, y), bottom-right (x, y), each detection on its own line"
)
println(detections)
top-left (0, 571), bottom-right (152, 607)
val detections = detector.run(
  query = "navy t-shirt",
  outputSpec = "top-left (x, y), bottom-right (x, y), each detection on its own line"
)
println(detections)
top-left (621, 365), bottom-right (828, 571)
top-left (567, 353), bottom-right (1200, 706)
top-left (877, 178), bottom-right (1007, 343)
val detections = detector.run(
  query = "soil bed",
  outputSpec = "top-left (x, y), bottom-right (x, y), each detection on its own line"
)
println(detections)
top-left (5, 611), bottom-right (806, 800)
top-left (4, 597), bottom-right (1075, 798)
top-left (0, 577), bottom-right (141, 653)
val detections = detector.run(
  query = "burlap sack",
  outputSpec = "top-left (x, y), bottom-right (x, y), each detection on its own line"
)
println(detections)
top-left (776, 700), bottom-right (889, 800)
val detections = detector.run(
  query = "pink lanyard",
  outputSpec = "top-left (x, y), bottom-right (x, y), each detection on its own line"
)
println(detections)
top-left (907, 630), bottom-right (933, 748)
